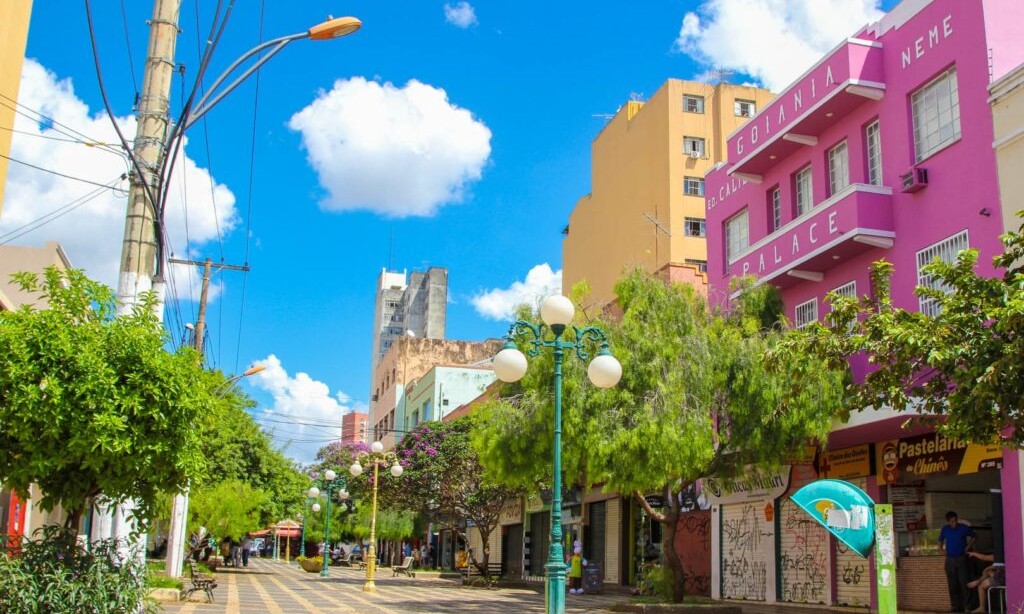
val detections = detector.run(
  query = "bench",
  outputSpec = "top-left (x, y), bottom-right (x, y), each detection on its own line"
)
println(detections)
top-left (392, 556), bottom-right (415, 577)
top-left (185, 561), bottom-right (218, 603)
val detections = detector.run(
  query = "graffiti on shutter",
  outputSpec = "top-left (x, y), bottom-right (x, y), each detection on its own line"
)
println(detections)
top-left (835, 478), bottom-right (871, 606)
top-left (779, 465), bottom-right (830, 604)
top-left (721, 503), bottom-right (771, 600)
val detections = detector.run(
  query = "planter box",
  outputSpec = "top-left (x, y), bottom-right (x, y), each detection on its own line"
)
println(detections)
top-left (149, 588), bottom-right (182, 603)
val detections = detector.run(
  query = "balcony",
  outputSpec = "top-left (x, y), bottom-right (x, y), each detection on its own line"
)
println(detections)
top-left (727, 184), bottom-right (894, 292)
top-left (726, 39), bottom-right (886, 181)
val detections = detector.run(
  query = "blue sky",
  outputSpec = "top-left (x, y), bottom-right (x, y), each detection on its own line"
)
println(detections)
top-left (2, 0), bottom-right (895, 461)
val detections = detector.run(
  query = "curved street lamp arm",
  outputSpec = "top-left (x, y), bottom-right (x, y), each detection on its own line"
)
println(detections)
top-left (185, 32), bottom-right (308, 131)
top-left (570, 325), bottom-right (611, 362)
top-left (505, 320), bottom-right (549, 357)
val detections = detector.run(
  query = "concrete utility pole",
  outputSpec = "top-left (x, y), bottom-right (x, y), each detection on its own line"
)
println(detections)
top-left (116, 0), bottom-right (181, 316)
top-left (164, 257), bottom-right (248, 579)
top-left (91, 0), bottom-right (182, 561)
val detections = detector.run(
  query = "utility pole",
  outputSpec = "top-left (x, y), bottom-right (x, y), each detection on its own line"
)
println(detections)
top-left (116, 0), bottom-right (181, 316)
top-left (164, 256), bottom-right (248, 578)
top-left (91, 0), bottom-right (183, 565)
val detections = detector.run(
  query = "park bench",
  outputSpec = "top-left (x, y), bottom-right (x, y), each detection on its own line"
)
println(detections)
top-left (392, 556), bottom-right (415, 577)
top-left (185, 561), bottom-right (218, 603)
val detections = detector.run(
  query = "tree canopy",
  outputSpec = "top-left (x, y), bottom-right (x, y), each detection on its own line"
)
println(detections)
top-left (0, 268), bottom-right (215, 528)
top-left (473, 270), bottom-right (846, 601)
top-left (189, 479), bottom-right (268, 541)
top-left (770, 219), bottom-right (1024, 446)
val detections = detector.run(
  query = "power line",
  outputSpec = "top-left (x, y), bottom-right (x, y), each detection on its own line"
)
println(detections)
top-left (0, 125), bottom-right (121, 147)
top-left (0, 96), bottom-right (125, 158)
top-left (117, 0), bottom-right (140, 100)
top-left (0, 152), bottom-right (127, 190)
top-left (0, 182), bottom-right (118, 245)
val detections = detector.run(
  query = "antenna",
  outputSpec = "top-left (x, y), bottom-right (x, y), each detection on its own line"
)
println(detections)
top-left (592, 113), bottom-right (614, 120)
top-left (708, 68), bottom-right (734, 84)
top-left (387, 227), bottom-right (394, 270)
top-left (643, 212), bottom-right (671, 237)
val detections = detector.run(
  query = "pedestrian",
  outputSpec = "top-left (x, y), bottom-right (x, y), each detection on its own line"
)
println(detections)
top-left (568, 541), bottom-right (584, 595)
top-left (419, 544), bottom-right (428, 569)
top-left (240, 535), bottom-right (252, 568)
top-left (403, 541), bottom-right (412, 560)
top-left (940, 510), bottom-right (976, 612)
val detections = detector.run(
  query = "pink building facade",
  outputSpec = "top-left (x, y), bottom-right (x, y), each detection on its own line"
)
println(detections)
top-left (705, 0), bottom-right (1024, 610)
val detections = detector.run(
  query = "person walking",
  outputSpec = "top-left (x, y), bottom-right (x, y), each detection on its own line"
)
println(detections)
top-left (940, 510), bottom-right (976, 612)
top-left (240, 535), bottom-right (252, 568)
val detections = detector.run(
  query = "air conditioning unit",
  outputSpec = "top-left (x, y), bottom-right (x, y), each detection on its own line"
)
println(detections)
top-left (689, 151), bottom-right (702, 159)
top-left (900, 167), bottom-right (928, 193)
top-left (371, 394), bottom-right (379, 402)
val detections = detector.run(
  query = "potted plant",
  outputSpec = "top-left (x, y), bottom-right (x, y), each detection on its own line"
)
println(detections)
top-left (297, 556), bottom-right (323, 573)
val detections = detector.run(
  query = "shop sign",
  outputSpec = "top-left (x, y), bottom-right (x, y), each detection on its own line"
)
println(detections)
top-left (703, 466), bottom-right (791, 505)
top-left (525, 492), bottom-right (544, 513)
top-left (876, 433), bottom-right (1002, 485)
top-left (499, 499), bottom-right (522, 525)
top-left (644, 495), bottom-right (665, 508)
top-left (820, 444), bottom-right (871, 479)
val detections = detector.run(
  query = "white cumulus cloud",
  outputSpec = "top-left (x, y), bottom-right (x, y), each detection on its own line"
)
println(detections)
top-left (288, 77), bottom-right (491, 218)
top-left (675, 0), bottom-right (884, 92)
top-left (0, 60), bottom-right (237, 300)
top-left (444, 2), bottom-right (478, 28)
top-left (471, 263), bottom-right (562, 321)
top-left (250, 354), bottom-right (363, 463)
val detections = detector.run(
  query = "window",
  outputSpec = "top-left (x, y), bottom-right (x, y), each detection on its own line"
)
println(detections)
top-left (684, 176), bottom-right (705, 196)
top-left (685, 258), bottom-right (708, 273)
top-left (794, 299), bottom-right (819, 329)
top-left (916, 230), bottom-right (969, 317)
top-left (769, 187), bottom-right (782, 231)
top-left (725, 209), bottom-right (749, 261)
top-left (829, 281), bottom-right (858, 331)
top-left (683, 137), bottom-right (706, 159)
top-left (827, 141), bottom-right (850, 196)
top-left (734, 99), bottom-right (756, 117)
top-left (795, 166), bottom-right (813, 216)
top-left (385, 300), bottom-right (399, 309)
top-left (684, 95), bottom-right (705, 114)
top-left (865, 120), bottom-right (882, 186)
top-left (411, 411), bottom-right (419, 427)
top-left (912, 67), bottom-right (961, 162)
top-left (684, 217), bottom-right (706, 237)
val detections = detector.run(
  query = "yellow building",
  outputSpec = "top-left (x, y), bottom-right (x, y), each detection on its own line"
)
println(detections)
top-left (562, 80), bottom-right (774, 308)
top-left (991, 61), bottom-right (1024, 231)
top-left (0, 0), bottom-right (34, 216)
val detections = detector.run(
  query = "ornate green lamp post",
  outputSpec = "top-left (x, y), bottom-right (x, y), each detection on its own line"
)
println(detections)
top-left (306, 470), bottom-right (348, 578)
top-left (349, 441), bottom-right (404, 593)
top-left (491, 295), bottom-right (622, 614)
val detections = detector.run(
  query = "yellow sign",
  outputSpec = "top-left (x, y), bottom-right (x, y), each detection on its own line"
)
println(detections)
top-left (876, 433), bottom-right (1002, 485)
top-left (820, 444), bottom-right (871, 479)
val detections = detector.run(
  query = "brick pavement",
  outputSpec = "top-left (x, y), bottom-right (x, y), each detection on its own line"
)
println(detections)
top-left (161, 559), bottom-right (622, 613)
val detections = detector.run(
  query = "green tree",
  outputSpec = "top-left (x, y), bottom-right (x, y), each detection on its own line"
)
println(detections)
top-left (188, 479), bottom-right (268, 540)
top-left (474, 270), bottom-right (844, 602)
top-left (0, 268), bottom-right (214, 532)
top-left (393, 417), bottom-right (522, 578)
top-left (769, 219), bottom-right (1024, 446)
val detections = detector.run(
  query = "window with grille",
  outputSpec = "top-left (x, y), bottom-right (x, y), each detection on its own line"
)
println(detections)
top-left (734, 99), bottom-right (756, 117)
top-left (916, 230), bottom-right (969, 316)
top-left (685, 258), bottom-right (708, 273)
top-left (794, 299), bottom-right (818, 329)
top-left (684, 217), bottom-right (706, 237)
top-left (912, 68), bottom-right (961, 162)
top-left (865, 121), bottom-right (882, 186)
top-left (795, 166), bottom-right (813, 215)
top-left (725, 209), bottom-right (749, 261)
top-left (769, 187), bottom-right (782, 231)
top-left (684, 137), bottom-right (706, 158)
top-left (830, 281), bottom-right (857, 330)
top-left (684, 95), bottom-right (705, 114)
top-left (684, 176), bottom-right (705, 196)
top-left (828, 141), bottom-right (850, 196)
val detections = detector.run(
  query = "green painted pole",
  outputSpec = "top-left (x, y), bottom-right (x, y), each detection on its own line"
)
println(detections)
top-left (300, 511), bottom-right (306, 558)
top-left (546, 327), bottom-right (567, 614)
top-left (321, 482), bottom-right (333, 578)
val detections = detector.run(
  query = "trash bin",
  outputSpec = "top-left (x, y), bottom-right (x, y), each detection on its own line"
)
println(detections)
top-left (583, 561), bottom-right (602, 594)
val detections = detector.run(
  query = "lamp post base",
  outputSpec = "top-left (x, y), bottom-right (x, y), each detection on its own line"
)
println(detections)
top-left (362, 580), bottom-right (377, 593)
top-left (546, 560), bottom-right (567, 614)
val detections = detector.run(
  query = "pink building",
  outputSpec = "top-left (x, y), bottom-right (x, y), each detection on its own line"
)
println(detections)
top-left (340, 411), bottom-right (368, 444)
top-left (705, 0), bottom-right (1024, 610)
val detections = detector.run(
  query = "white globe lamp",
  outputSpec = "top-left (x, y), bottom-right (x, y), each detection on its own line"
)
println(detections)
top-left (307, 486), bottom-right (320, 498)
top-left (391, 463), bottom-right (404, 477)
top-left (324, 469), bottom-right (337, 482)
top-left (311, 502), bottom-right (321, 513)
top-left (349, 462), bottom-right (363, 477)
top-left (540, 295), bottom-right (575, 327)
top-left (588, 351), bottom-right (623, 388)
top-left (371, 441), bottom-right (384, 454)
top-left (492, 345), bottom-right (528, 382)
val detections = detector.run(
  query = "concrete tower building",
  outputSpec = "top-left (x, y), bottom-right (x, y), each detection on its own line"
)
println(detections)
top-left (370, 267), bottom-right (448, 372)
top-left (562, 80), bottom-right (775, 308)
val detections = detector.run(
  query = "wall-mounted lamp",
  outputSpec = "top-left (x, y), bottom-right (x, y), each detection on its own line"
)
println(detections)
top-left (980, 207), bottom-right (992, 217)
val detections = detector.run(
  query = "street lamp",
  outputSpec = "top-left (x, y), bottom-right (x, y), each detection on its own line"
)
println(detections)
top-left (349, 441), bottom-right (404, 593)
top-left (492, 295), bottom-right (621, 614)
top-left (307, 470), bottom-right (348, 578)
top-left (165, 363), bottom-right (267, 578)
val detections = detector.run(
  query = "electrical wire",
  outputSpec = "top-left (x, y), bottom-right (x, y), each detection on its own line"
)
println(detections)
top-left (0, 181), bottom-right (119, 245)
top-left (0, 96), bottom-right (125, 158)
top-left (233, 0), bottom-right (265, 372)
top-left (117, 0), bottom-right (140, 100)
top-left (0, 125), bottom-right (120, 147)
top-left (0, 152), bottom-right (127, 190)
top-left (83, 0), bottom-right (163, 273)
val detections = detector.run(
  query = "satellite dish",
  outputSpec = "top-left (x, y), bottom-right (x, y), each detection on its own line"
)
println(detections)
top-left (406, 331), bottom-right (416, 337)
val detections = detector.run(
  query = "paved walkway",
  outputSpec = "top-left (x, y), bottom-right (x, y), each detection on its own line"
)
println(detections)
top-left (161, 559), bottom-right (622, 613)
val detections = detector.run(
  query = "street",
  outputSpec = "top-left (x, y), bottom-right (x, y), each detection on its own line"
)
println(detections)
top-left (162, 560), bottom-right (621, 614)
